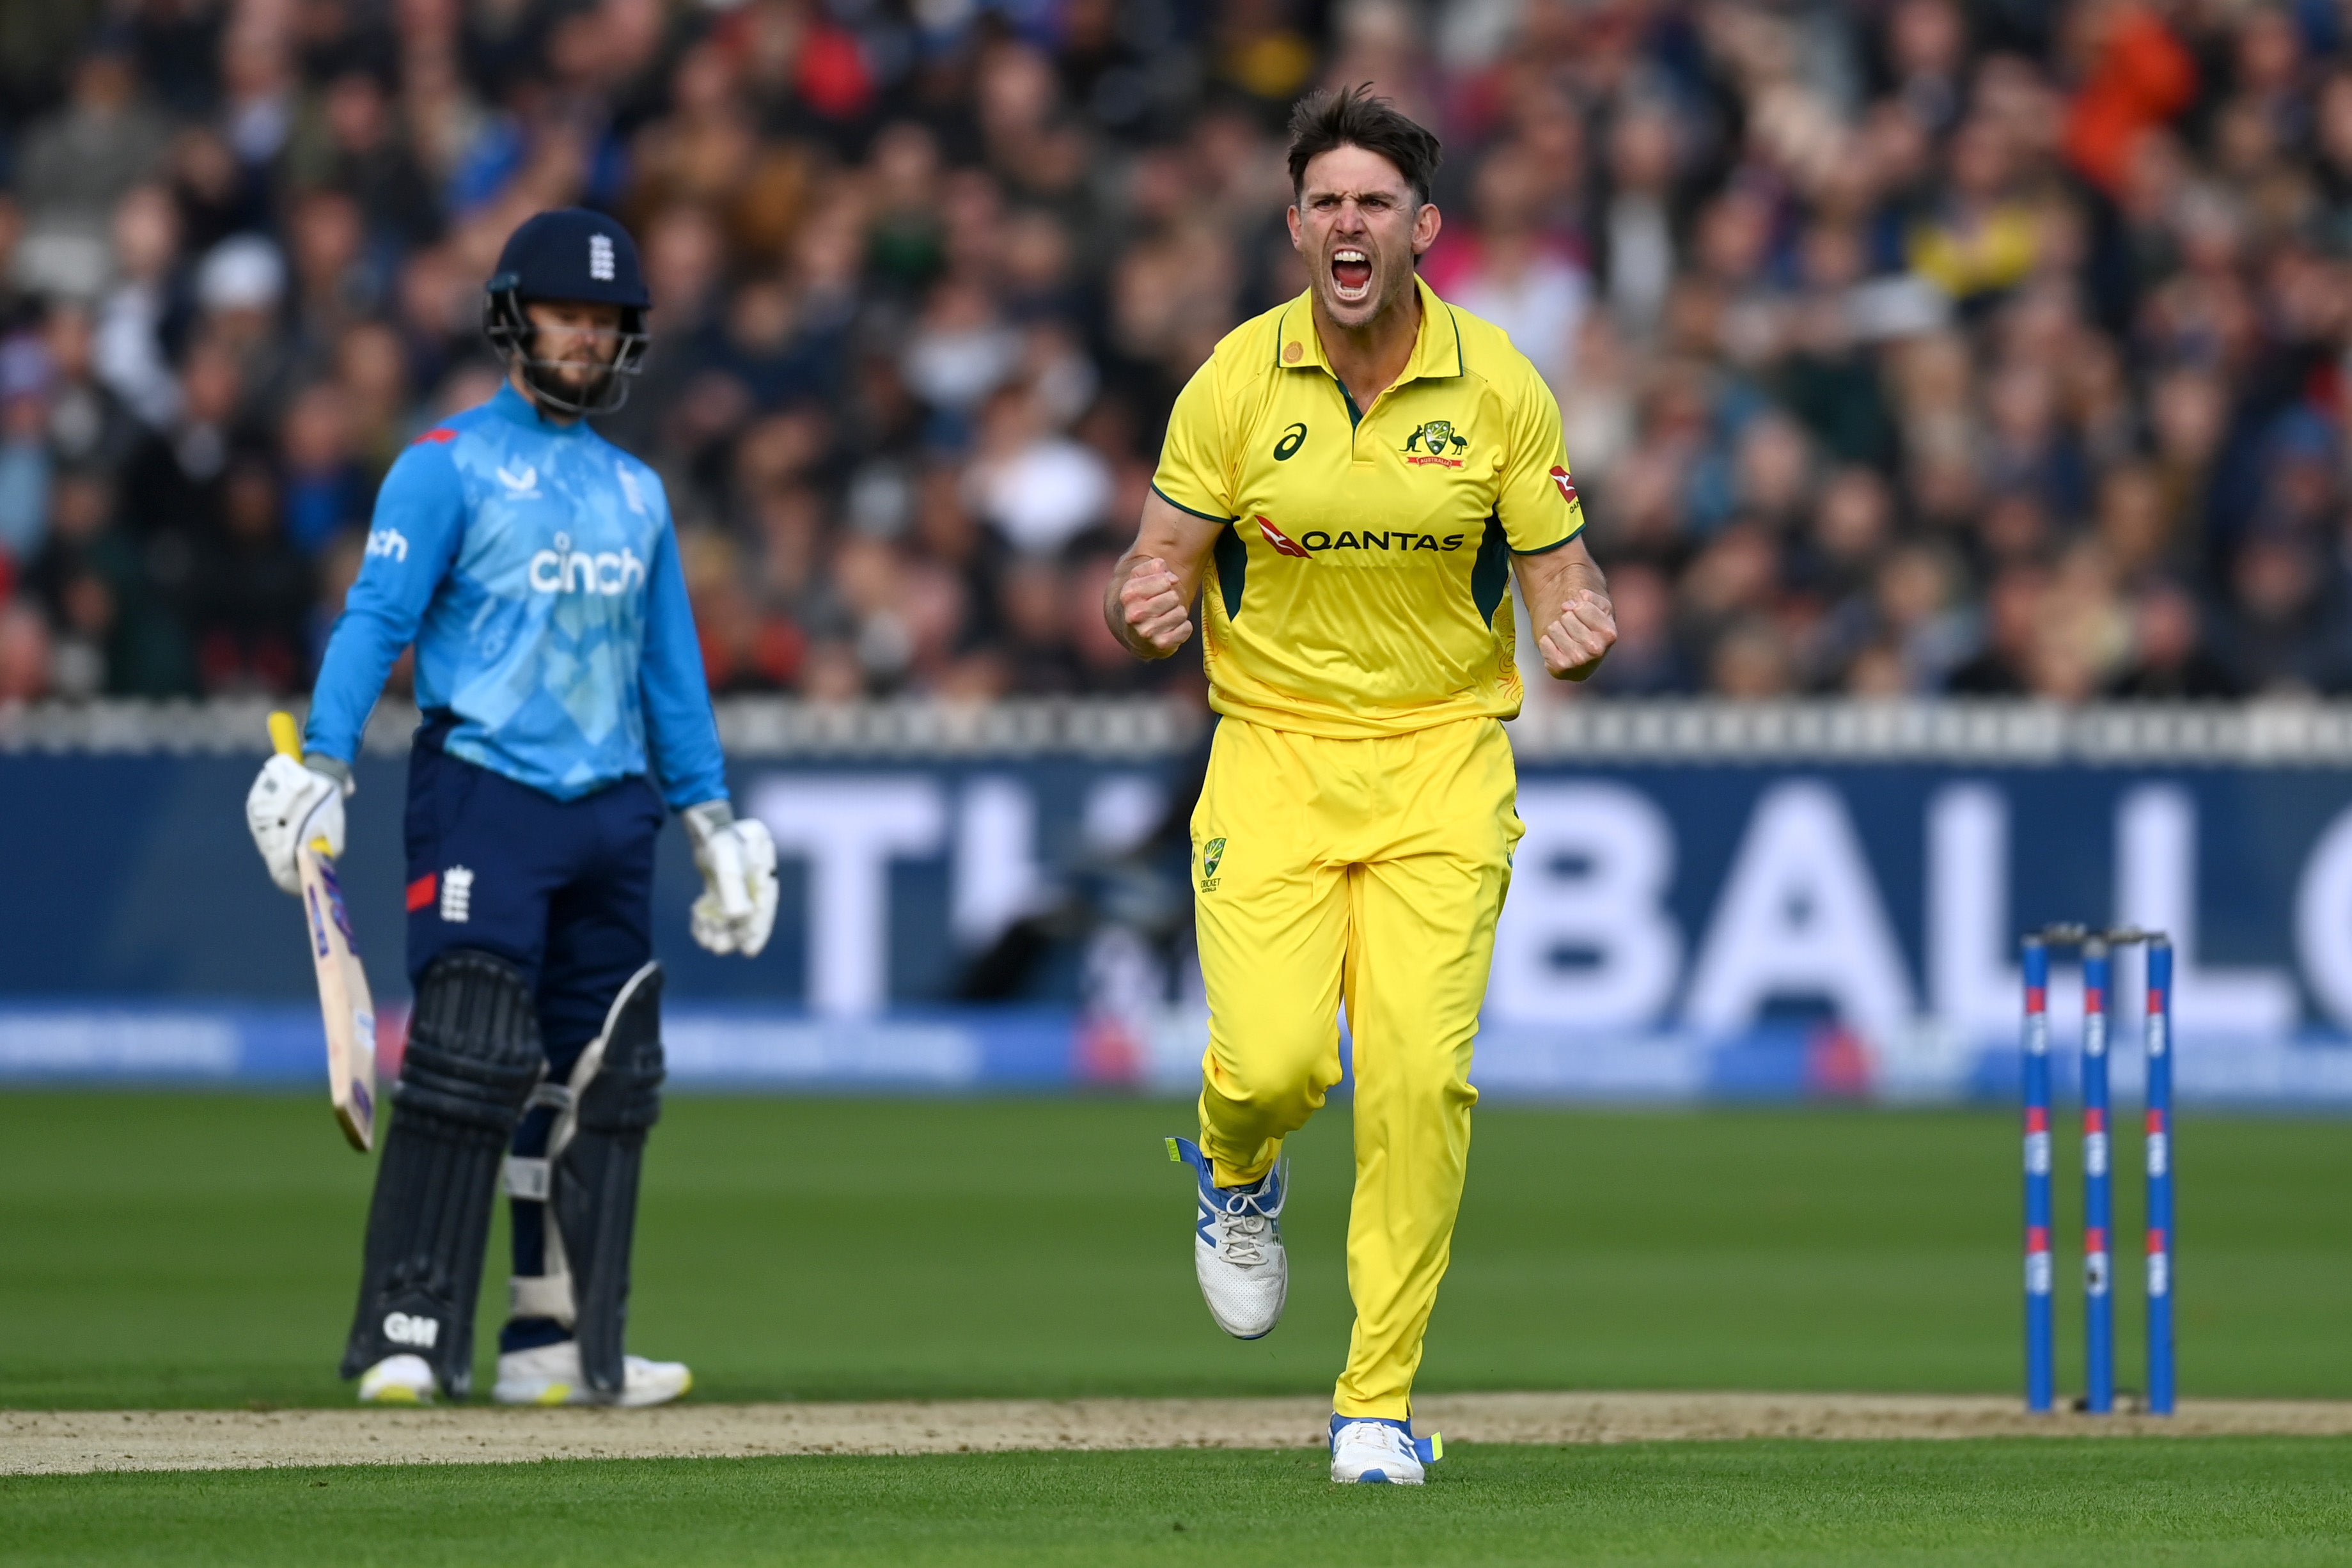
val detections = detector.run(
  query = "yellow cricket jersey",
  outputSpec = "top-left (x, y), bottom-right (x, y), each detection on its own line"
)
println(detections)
top-left (1151, 276), bottom-right (1586, 739)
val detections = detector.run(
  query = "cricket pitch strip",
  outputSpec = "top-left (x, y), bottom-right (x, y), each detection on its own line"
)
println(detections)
top-left (11, 1392), bottom-right (2352, 1474)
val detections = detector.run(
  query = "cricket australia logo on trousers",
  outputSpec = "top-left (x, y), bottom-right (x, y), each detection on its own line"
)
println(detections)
top-left (1200, 837), bottom-right (1226, 891)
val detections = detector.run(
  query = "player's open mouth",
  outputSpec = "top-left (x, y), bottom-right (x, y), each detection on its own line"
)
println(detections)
top-left (1331, 249), bottom-right (1372, 303)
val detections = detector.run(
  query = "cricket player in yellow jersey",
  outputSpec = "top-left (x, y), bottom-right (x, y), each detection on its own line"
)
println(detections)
top-left (1105, 87), bottom-right (1617, 1485)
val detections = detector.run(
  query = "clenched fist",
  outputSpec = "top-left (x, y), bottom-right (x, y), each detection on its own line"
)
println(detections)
top-left (1537, 587), bottom-right (1617, 680)
top-left (1115, 555), bottom-right (1194, 658)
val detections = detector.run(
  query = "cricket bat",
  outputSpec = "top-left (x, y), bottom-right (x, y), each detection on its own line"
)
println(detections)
top-left (270, 711), bottom-right (378, 1152)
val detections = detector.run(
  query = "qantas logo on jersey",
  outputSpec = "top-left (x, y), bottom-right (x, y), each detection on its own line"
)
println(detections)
top-left (1550, 466), bottom-right (1578, 505)
top-left (1257, 515), bottom-right (1311, 558)
top-left (1256, 515), bottom-right (1466, 556)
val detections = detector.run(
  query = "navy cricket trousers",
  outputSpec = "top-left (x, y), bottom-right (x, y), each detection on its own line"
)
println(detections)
top-left (403, 719), bottom-right (665, 1350)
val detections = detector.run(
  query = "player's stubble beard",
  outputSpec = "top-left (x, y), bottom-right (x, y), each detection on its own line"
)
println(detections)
top-left (519, 331), bottom-right (618, 419)
top-left (546, 359), bottom-right (614, 408)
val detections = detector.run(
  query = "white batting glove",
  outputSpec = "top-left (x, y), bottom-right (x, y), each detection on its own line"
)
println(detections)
top-left (246, 753), bottom-right (350, 894)
top-left (684, 801), bottom-right (778, 958)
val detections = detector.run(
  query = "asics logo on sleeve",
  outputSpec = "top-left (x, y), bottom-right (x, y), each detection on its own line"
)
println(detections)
top-left (529, 532), bottom-right (647, 595)
top-left (365, 528), bottom-right (409, 561)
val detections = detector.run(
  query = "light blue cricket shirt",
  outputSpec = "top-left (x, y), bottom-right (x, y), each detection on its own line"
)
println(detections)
top-left (306, 384), bottom-right (726, 809)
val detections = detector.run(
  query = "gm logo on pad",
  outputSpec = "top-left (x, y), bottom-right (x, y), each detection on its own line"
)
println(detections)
top-left (383, 1311), bottom-right (440, 1349)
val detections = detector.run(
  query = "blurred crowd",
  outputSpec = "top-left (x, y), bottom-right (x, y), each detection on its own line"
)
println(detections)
top-left (6, 0), bottom-right (2352, 705)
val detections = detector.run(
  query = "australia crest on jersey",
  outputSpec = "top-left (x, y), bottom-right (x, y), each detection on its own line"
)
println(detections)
top-left (1402, 419), bottom-right (1467, 467)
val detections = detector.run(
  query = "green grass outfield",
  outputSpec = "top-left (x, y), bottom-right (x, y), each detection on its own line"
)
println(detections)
top-left (4, 1092), bottom-right (2350, 1408)
top-left (12, 1440), bottom-right (2352, 1566)
top-left (11, 1094), bottom-right (2352, 1565)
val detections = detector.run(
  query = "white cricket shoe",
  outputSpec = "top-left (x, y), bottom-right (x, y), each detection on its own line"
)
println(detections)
top-left (492, 1340), bottom-right (693, 1407)
top-left (1168, 1136), bottom-right (1287, 1340)
top-left (1329, 1415), bottom-right (1441, 1484)
top-left (356, 1353), bottom-right (437, 1405)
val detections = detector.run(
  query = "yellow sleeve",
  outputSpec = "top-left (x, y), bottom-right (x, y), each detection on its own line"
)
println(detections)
top-left (1150, 356), bottom-right (1236, 522)
top-left (1494, 359), bottom-right (1585, 554)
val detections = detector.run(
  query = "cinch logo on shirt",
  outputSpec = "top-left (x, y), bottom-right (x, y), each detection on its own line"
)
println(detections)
top-left (365, 528), bottom-right (409, 561)
top-left (529, 532), bottom-right (647, 595)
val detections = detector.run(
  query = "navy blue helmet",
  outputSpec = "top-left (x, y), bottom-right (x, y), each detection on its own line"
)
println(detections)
top-left (483, 208), bottom-right (651, 416)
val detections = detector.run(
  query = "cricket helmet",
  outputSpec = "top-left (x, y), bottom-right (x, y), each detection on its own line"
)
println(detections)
top-left (482, 208), bottom-right (651, 416)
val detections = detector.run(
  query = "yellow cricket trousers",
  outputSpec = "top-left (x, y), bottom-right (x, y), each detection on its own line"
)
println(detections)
top-left (1189, 714), bottom-right (1521, 1419)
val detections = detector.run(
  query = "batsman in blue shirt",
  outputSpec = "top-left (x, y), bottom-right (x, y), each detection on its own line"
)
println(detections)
top-left (242, 210), bottom-right (779, 1408)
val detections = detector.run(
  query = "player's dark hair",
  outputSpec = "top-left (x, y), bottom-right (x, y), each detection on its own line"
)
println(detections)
top-left (1285, 85), bottom-right (1443, 208)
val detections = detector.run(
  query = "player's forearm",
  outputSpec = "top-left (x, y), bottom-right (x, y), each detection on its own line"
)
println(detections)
top-left (639, 529), bottom-right (730, 808)
top-left (1516, 541), bottom-right (1615, 682)
top-left (639, 679), bottom-right (728, 811)
top-left (1108, 494), bottom-right (1222, 661)
top-left (304, 603), bottom-right (412, 764)
top-left (1550, 555), bottom-right (1608, 620)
